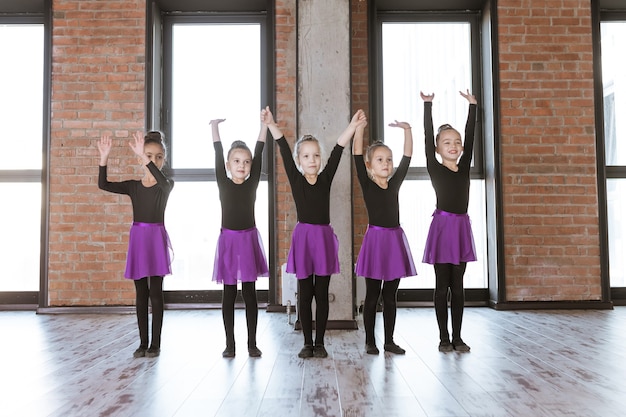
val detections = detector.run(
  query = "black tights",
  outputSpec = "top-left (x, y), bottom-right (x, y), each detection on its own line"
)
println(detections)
top-left (363, 278), bottom-right (400, 345)
top-left (298, 275), bottom-right (330, 346)
top-left (134, 276), bottom-right (164, 349)
top-left (222, 282), bottom-right (258, 349)
top-left (434, 262), bottom-right (467, 342)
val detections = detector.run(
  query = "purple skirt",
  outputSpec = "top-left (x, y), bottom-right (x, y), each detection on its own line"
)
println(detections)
top-left (213, 227), bottom-right (269, 285)
top-left (125, 222), bottom-right (172, 280)
top-left (286, 222), bottom-right (339, 279)
top-left (422, 209), bottom-right (477, 265)
top-left (355, 225), bottom-right (417, 281)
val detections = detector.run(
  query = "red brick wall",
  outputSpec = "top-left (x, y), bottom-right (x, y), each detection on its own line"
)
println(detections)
top-left (497, 0), bottom-right (602, 301)
top-left (48, 0), bottom-right (146, 305)
top-left (351, 0), bottom-right (369, 257)
top-left (274, 0), bottom-right (298, 299)
top-left (44, 0), bottom-right (605, 306)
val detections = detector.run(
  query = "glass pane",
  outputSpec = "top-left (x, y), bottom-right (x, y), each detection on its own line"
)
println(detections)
top-left (601, 21), bottom-right (626, 166)
top-left (171, 24), bottom-right (261, 169)
top-left (0, 183), bottom-right (41, 291)
top-left (0, 24), bottom-right (44, 170)
top-left (398, 179), bottom-right (488, 289)
top-left (607, 179), bottom-right (626, 287)
top-left (165, 182), bottom-right (269, 291)
top-left (382, 22), bottom-right (472, 167)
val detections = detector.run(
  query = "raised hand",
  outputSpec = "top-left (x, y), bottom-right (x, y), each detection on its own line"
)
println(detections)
top-left (97, 135), bottom-right (113, 165)
top-left (352, 109), bottom-right (367, 129)
top-left (210, 119), bottom-right (226, 142)
top-left (261, 106), bottom-right (284, 140)
top-left (420, 91), bottom-right (435, 102)
top-left (388, 120), bottom-right (411, 130)
top-left (260, 106), bottom-right (275, 126)
top-left (129, 131), bottom-right (149, 164)
top-left (459, 89), bottom-right (477, 105)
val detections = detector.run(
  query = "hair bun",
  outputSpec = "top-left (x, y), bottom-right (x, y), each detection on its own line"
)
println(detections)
top-left (145, 130), bottom-right (164, 142)
top-left (230, 140), bottom-right (247, 149)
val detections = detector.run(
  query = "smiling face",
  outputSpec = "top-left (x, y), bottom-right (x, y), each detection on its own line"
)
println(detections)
top-left (366, 145), bottom-right (393, 181)
top-left (436, 129), bottom-right (463, 164)
top-left (226, 148), bottom-right (252, 184)
top-left (143, 142), bottom-right (166, 170)
top-left (296, 140), bottom-right (322, 177)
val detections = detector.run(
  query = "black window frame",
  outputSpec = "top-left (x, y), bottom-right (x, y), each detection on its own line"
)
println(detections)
top-left (595, 2), bottom-right (626, 303)
top-left (370, 0), bottom-right (493, 305)
top-left (0, 0), bottom-right (51, 309)
top-left (146, 0), bottom-right (276, 306)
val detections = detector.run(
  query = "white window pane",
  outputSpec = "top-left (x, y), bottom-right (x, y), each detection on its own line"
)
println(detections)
top-left (382, 22), bottom-right (472, 167)
top-left (398, 179), bottom-right (488, 289)
top-left (601, 22), bottom-right (626, 166)
top-left (171, 24), bottom-right (261, 169)
top-left (0, 24), bottom-right (44, 170)
top-left (607, 179), bottom-right (626, 287)
top-left (0, 183), bottom-right (41, 291)
top-left (165, 182), bottom-right (269, 290)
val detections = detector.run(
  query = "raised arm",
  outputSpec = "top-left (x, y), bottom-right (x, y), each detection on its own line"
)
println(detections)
top-left (210, 118), bottom-right (226, 143)
top-left (97, 135), bottom-right (113, 166)
top-left (352, 116), bottom-right (367, 156)
top-left (421, 91), bottom-right (436, 161)
top-left (388, 120), bottom-right (413, 157)
top-left (129, 131), bottom-right (172, 190)
top-left (261, 106), bottom-right (284, 140)
top-left (459, 90), bottom-right (478, 168)
top-left (210, 119), bottom-right (228, 182)
top-left (337, 109), bottom-right (367, 148)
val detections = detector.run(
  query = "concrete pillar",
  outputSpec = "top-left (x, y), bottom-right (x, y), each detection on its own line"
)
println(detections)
top-left (297, 0), bottom-right (355, 328)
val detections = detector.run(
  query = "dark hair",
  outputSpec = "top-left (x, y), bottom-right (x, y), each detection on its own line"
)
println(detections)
top-left (144, 130), bottom-right (167, 157)
top-left (227, 140), bottom-right (252, 159)
top-left (365, 140), bottom-right (391, 163)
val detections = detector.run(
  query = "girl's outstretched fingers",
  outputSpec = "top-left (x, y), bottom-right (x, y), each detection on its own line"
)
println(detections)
top-left (420, 91), bottom-right (435, 102)
top-left (389, 120), bottom-right (411, 130)
top-left (129, 131), bottom-right (145, 157)
top-left (459, 89), bottom-right (477, 105)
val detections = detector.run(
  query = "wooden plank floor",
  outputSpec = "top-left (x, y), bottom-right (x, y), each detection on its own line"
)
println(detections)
top-left (2, 307), bottom-right (626, 417)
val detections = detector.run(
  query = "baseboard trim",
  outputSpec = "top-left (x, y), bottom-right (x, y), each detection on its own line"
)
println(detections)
top-left (490, 300), bottom-right (614, 310)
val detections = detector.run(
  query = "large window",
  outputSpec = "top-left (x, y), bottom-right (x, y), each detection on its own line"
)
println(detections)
top-left (376, 16), bottom-right (487, 290)
top-left (601, 18), bottom-right (626, 288)
top-left (159, 14), bottom-right (271, 297)
top-left (0, 21), bottom-right (44, 294)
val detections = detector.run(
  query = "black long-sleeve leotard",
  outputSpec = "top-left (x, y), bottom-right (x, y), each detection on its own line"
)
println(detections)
top-left (215, 141), bottom-right (265, 230)
top-left (424, 102), bottom-right (477, 214)
top-left (98, 162), bottom-right (174, 223)
top-left (354, 154), bottom-right (411, 228)
top-left (276, 137), bottom-right (344, 225)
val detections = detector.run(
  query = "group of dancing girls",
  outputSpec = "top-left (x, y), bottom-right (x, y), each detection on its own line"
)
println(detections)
top-left (96, 90), bottom-right (478, 359)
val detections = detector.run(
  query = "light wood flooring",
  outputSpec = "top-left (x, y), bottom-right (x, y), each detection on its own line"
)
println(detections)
top-left (1, 306), bottom-right (626, 417)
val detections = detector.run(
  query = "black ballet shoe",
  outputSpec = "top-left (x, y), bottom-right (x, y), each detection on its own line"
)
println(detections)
top-left (222, 346), bottom-right (235, 358)
top-left (145, 346), bottom-right (160, 358)
top-left (313, 345), bottom-right (328, 358)
top-left (452, 339), bottom-right (471, 352)
top-left (133, 346), bottom-right (147, 358)
top-left (298, 344), bottom-right (314, 358)
top-left (383, 342), bottom-right (406, 355)
top-left (248, 346), bottom-right (262, 357)
top-left (365, 343), bottom-right (380, 355)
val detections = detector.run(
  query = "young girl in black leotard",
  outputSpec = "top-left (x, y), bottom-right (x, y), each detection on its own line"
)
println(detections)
top-left (421, 90), bottom-right (478, 353)
top-left (210, 117), bottom-right (268, 358)
top-left (262, 106), bottom-right (364, 359)
top-left (98, 131), bottom-right (174, 358)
